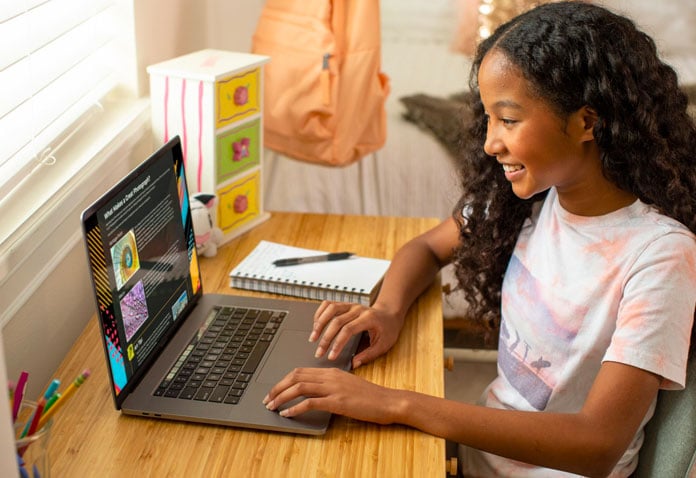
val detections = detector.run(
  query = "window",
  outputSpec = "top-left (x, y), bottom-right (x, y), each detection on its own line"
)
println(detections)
top-left (0, 0), bottom-right (119, 200)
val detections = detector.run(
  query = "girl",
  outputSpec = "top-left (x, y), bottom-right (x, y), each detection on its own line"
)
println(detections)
top-left (263, 2), bottom-right (696, 476)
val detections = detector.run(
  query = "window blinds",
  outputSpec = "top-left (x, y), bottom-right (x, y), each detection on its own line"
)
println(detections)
top-left (0, 0), bottom-right (118, 199)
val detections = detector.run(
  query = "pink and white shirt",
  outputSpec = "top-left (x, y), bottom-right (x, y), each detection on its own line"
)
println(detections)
top-left (461, 187), bottom-right (696, 477)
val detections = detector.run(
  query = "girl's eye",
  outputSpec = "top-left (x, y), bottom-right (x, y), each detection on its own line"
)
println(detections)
top-left (483, 113), bottom-right (516, 126)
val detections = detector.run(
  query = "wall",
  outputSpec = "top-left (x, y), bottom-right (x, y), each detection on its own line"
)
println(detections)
top-left (133, 0), bottom-right (265, 97)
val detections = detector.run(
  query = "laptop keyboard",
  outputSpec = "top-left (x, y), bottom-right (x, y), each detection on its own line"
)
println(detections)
top-left (155, 306), bottom-right (286, 404)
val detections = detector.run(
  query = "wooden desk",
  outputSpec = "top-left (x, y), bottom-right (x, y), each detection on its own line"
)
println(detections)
top-left (49, 212), bottom-right (444, 477)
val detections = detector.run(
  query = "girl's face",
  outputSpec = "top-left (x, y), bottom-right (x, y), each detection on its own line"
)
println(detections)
top-left (478, 50), bottom-right (633, 215)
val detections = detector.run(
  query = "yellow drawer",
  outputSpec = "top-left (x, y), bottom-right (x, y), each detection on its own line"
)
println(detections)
top-left (216, 68), bottom-right (261, 129)
top-left (217, 170), bottom-right (261, 234)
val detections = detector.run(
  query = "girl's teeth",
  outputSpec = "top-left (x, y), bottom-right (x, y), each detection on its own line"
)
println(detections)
top-left (503, 164), bottom-right (524, 172)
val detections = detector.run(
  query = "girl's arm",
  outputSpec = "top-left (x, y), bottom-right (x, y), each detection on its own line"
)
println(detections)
top-left (397, 361), bottom-right (660, 477)
top-left (265, 361), bottom-right (660, 478)
top-left (311, 217), bottom-right (461, 367)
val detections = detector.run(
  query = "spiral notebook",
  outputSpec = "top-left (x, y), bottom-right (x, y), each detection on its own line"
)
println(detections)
top-left (229, 241), bottom-right (391, 305)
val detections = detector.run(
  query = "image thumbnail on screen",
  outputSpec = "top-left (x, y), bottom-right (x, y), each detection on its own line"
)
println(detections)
top-left (111, 230), bottom-right (140, 290)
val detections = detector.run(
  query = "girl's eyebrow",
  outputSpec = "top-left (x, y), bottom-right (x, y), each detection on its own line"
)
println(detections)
top-left (491, 99), bottom-right (523, 110)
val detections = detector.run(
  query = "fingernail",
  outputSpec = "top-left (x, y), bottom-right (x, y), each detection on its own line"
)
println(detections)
top-left (265, 400), bottom-right (275, 410)
top-left (309, 331), bottom-right (317, 342)
top-left (314, 347), bottom-right (324, 358)
top-left (262, 394), bottom-right (269, 405)
top-left (279, 409), bottom-right (289, 417)
top-left (354, 360), bottom-right (362, 369)
top-left (328, 348), bottom-right (337, 360)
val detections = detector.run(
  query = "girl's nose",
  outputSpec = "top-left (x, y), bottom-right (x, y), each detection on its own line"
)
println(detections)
top-left (483, 128), bottom-right (504, 157)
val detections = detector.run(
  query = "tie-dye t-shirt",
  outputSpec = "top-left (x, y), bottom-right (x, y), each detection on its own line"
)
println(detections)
top-left (460, 187), bottom-right (696, 478)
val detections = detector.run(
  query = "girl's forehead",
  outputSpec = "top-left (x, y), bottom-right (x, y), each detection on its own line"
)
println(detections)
top-left (479, 50), bottom-right (523, 86)
top-left (478, 50), bottom-right (531, 103)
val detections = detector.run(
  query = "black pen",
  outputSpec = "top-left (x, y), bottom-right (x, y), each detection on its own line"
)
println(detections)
top-left (272, 252), bottom-right (354, 267)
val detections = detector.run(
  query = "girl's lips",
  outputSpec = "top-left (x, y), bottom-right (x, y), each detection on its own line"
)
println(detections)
top-left (502, 163), bottom-right (525, 181)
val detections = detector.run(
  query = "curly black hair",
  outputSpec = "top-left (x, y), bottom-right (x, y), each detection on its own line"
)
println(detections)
top-left (451, 1), bottom-right (696, 336)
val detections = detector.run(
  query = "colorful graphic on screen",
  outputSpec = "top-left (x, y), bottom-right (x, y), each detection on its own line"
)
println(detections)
top-left (120, 280), bottom-right (149, 342)
top-left (175, 155), bottom-right (201, 294)
top-left (100, 305), bottom-right (127, 393)
top-left (111, 230), bottom-right (140, 290)
top-left (190, 247), bottom-right (201, 293)
top-left (171, 290), bottom-right (189, 321)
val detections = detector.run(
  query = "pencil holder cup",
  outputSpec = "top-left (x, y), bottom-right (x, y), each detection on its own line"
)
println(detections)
top-left (14, 400), bottom-right (53, 478)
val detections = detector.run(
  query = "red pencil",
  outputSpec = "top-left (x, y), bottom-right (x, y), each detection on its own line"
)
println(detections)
top-left (26, 397), bottom-right (46, 437)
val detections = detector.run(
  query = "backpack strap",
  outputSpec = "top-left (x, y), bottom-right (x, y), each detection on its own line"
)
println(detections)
top-left (321, 0), bottom-right (345, 106)
top-left (331, 0), bottom-right (346, 66)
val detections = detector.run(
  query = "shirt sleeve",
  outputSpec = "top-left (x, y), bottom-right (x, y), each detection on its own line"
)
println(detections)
top-left (603, 231), bottom-right (696, 389)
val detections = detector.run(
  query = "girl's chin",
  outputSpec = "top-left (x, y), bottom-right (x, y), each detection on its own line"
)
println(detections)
top-left (510, 183), bottom-right (542, 200)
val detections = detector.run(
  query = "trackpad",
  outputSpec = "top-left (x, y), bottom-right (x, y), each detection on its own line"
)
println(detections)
top-left (256, 330), bottom-right (354, 384)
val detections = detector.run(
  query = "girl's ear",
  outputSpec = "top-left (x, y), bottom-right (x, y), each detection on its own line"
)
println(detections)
top-left (578, 106), bottom-right (599, 142)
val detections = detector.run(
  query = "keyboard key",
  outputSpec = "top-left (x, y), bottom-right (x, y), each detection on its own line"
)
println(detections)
top-left (241, 341), bottom-right (270, 374)
top-left (179, 387), bottom-right (197, 400)
top-left (164, 388), bottom-right (181, 398)
top-left (194, 387), bottom-right (215, 401)
top-left (209, 386), bottom-right (230, 403)
top-left (223, 395), bottom-right (240, 405)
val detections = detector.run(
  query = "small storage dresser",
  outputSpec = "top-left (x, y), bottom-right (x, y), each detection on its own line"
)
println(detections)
top-left (148, 49), bottom-right (270, 243)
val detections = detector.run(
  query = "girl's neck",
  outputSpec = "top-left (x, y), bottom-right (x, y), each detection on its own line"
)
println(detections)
top-left (557, 182), bottom-right (637, 217)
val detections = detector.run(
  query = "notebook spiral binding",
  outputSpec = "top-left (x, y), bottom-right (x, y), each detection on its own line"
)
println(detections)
top-left (231, 273), bottom-right (371, 306)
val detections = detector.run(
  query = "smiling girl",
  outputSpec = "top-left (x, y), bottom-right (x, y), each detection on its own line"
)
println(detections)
top-left (263, 2), bottom-right (696, 476)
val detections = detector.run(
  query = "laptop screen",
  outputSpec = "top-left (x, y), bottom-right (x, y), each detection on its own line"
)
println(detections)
top-left (82, 137), bottom-right (202, 407)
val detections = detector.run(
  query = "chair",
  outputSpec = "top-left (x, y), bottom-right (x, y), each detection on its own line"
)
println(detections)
top-left (633, 352), bottom-right (696, 477)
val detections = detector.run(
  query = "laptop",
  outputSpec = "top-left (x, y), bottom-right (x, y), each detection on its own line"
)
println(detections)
top-left (80, 136), bottom-right (360, 435)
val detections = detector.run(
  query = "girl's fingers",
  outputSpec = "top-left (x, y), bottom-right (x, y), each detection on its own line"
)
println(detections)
top-left (263, 368), bottom-right (325, 410)
top-left (310, 301), bottom-right (351, 343)
top-left (352, 347), bottom-right (378, 369)
top-left (325, 317), bottom-right (364, 360)
top-left (315, 307), bottom-right (362, 358)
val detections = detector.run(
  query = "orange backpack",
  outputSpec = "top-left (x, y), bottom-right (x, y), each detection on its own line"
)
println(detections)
top-left (252, 0), bottom-right (390, 166)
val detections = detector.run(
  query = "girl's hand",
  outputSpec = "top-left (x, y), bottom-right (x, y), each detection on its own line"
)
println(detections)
top-left (310, 301), bottom-right (405, 369)
top-left (263, 367), bottom-right (399, 424)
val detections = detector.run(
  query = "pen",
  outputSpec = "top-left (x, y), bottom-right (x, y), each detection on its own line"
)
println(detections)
top-left (12, 371), bottom-right (29, 423)
top-left (273, 252), bottom-right (354, 267)
top-left (16, 453), bottom-right (32, 478)
top-left (37, 369), bottom-right (90, 430)
top-left (42, 392), bottom-right (60, 415)
top-left (41, 379), bottom-right (60, 402)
